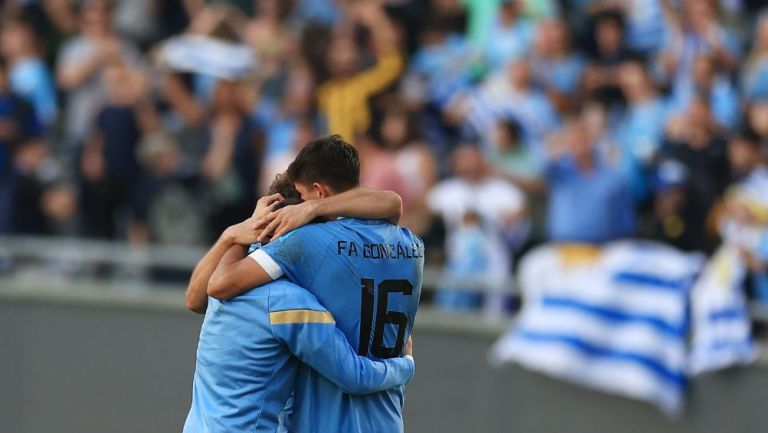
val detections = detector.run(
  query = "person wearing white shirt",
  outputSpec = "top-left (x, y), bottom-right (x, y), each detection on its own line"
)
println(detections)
top-left (427, 145), bottom-right (528, 318)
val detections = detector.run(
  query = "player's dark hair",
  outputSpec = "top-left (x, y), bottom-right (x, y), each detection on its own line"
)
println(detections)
top-left (267, 173), bottom-right (303, 209)
top-left (286, 135), bottom-right (360, 192)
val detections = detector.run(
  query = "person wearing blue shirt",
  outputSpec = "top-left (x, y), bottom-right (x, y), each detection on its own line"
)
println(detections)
top-left (208, 136), bottom-right (424, 433)
top-left (406, 23), bottom-right (478, 109)
top-left (546, 119), bottom-right (635, 244)
top-left (183, 174), bottom-right (413, 433)
top-left (668, 54), bottom-right (740, 132)
top-left (481, 1), bottom-right (534, 70)
top-left (1, 18), bottom-right (58, 128)
top-left (456, 59), bottom-right (559, 151)
top-left (616, 60), bottom-right (669, 200)
top-left (529, 19), bottom-right (587, 99)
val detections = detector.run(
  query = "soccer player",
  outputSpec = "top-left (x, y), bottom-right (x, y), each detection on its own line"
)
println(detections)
top-left (208, 135), bottom-right (424, 433)
top-left (183, 175), bottom-right (414, 433)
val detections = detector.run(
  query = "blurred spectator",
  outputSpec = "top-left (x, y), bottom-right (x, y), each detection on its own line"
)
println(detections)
top-left (720, 129), bottom-right (768, 302)
top-left (290, 0), bottom-right (341, 27)
top-left (545, 116), bottom-right (635, 243)
top-left (487, 117), bottom-right (547, 240)
top-left (742, 13), bottom-right (768, 102)
top-left (12, 0), bottom-right (79, 67)
top-left (668, 54), bottom-right (740, 131)
top-left (449, 58), bottom-right (559, 150)
top-left (658, 95), bottom-right (730, 252)
top-left (404, 17), bottom-right (476, 110)
top-left (254, 65), bottom-right (315, 193)
top-left (615, 59), bottom-right (668, 199)
top-left (79, 64), bottom-right (155, 241)
top-left (316, 2), bottom-right (402, 142)
top-left (370, 96), bottom-right (436, 234)
top-left (658, 0), bottom-right (740, 95)
top-left (427, 144), bottom-right (528, 315)
top-left (529, 18), bottom-right (586, 111)
top-left (40, 182), bottom-right (79, 236)
top-left (359, 134), bottom-right (408, 207)
top-left (135, 131), bottom-right (205, 246)
top-left (746, 100), bottom-right (768, 148)
top-left (642, 158), bottom-right (698, 250)
top-left (404, 17), bottom-right (477, 161)
top-left (481, 0), bottom-right (535, 70)
top-left (728, 129), bottom-right (766, 181)
top-left (243, 0), bottom-right (296, 100)
top-left (486, 118), bottom-right (545, 195)
top-left (586, 0), bottom-right (667, 56)
top-left (113, 0), bottom-right (160, 47)
top-left (582, 9), bottom-right (635, 108)
top-left (0, 58), bottom-right (44, 234)
top-left (202, 79), bottom-right (263, 240)
top-left (56, 0), bottom-right (141, 147)
top-left (434, 210), bottom-right (490, 311)
top-left (1, 16), bottom-right (58, 128)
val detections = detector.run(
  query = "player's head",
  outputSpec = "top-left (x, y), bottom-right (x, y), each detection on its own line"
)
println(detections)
top-left (286, 134), bottom-right (360, 200)
top-left (267, 173), bottom-right (303, 208)
top-left (260, 173), bottom-right (303, 245)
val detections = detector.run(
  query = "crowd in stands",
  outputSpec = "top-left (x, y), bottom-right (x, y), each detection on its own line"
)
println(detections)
top-left (1, 0), bottom-right (768, 311)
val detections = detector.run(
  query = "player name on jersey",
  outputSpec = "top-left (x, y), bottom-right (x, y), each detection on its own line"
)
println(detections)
top-left (337, 240), bottom-right (425, 260)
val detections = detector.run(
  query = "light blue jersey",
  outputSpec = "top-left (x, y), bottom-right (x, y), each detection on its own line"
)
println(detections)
top-left (249, 218), bottom-right (424, 433)
top-left (183, 279), bottom-right (415, 433)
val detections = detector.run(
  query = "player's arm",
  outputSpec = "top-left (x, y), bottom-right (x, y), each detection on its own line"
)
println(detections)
top-left (255, 188), bottom-right (403, 242)
top-left (209, 223), bottom-right (316, 300)
top-left (270, 306), bottom-right (414, 394)
top-left (185, 232), bottom-right (237, 313)
top-left (187, 194), bottom-right (282, 311)
top-left (207, 244), bottom-right (273, 300)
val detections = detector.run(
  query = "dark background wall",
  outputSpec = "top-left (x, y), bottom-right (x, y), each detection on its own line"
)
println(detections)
top-left (1, 295), bottom-right (767, 433)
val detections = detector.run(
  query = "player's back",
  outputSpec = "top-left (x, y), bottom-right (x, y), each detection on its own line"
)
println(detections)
top-left (184, 281), bottom-right (303, 433)
top-left (253, 218), bottom-right (424, 432)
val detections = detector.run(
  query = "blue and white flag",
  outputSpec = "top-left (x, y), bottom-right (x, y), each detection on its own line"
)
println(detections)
top-left (159, 35), bottom-right (257, 80)
top-left (491, 241), bottom-right (703, 415)
top-left (687, 167), bottom-right (768, 373)
top-left (688, 246), bottom-right (759, 374)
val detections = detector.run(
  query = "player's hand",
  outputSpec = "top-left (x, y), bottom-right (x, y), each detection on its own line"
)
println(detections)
top-left (224, 217), bottom-right (261, 246)
top-left (255, 201), bottom-right (317, 243)
top-left (252, 193), bottom-right (284, 218)
top-left (404, 336), bottom-right (413, 357)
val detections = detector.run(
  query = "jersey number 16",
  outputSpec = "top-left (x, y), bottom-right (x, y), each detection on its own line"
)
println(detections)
top-left (358, 278), bottom-right (413, 359)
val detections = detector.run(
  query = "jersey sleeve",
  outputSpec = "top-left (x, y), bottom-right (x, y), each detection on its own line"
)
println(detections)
top-left (248, 226), bottom-right (326, 285)
top-left (269, 290), bottom-right (415, 395)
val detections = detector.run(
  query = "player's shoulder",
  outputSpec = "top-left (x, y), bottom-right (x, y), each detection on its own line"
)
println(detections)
top-left (266, 223), bottom-right (334, 252)
top-left (339, 217), bottom-right (422, 239)
top-left (266, 279), bottom-right (325, 313)
top-left (334, 217), bottom-right (389, 228)
top-left (399, 226), bottom-right (424, 246)
top-left (280, 221), bottom-right (338, 240)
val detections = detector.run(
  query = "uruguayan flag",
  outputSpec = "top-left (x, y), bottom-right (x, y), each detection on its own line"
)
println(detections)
top-left (687, 167), bottom-right (768, 373)
top-left (688, 246), bottom-right (758, 374)
top-left (491, 241), bottom-right (703, 415)
top-left (159, 35), bottom-right (257, 79)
